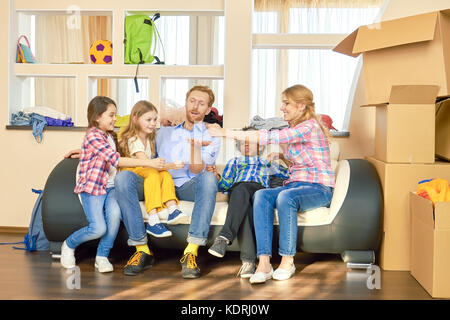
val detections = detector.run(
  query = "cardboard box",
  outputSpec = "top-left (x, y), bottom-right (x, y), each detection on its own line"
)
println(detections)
top-left (334, 10), bottom-right (450, 105)
top-left (410, 192), bottom-right (450, 298)
top-left (367, 156), bottom-right (450, 271)
top-left (435, 97), bottom-right (450, 161)
top-left (362, 85), bottom-right (439, 164)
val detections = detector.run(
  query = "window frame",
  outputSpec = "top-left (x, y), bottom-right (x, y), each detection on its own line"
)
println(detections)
top-left (251, 0), bottom-right (389, 133)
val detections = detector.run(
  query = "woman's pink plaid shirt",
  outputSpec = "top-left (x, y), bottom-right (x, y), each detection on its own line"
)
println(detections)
top-left (259, 119), bottom-right (335, 188)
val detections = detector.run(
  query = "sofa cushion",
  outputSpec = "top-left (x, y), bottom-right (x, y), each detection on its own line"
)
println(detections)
top-left (142, 158), bottom-right (350, 227)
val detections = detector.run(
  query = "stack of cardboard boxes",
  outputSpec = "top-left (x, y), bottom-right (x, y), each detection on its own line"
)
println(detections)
top-left (335, 9), bottom-right (450, 298)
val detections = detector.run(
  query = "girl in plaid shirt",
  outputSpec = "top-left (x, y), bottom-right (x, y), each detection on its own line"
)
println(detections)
top-left (61, 96), bottom-right (166, 273)
top-left (208, 84), bottom-right (335, 284)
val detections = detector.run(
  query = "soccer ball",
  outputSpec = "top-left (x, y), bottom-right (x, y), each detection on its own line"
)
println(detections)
top-left (89, 40), bottom-right (113, 64)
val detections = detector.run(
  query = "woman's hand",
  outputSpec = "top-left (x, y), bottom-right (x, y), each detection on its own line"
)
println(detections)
top-left (64, 149), bottom-right (81, 159)
top-left (148, 158), bottom-right (166, 170)
top-left (267, 152), bottom-right (282, 162)
top-left (207, 123), bottom-right (226, 137)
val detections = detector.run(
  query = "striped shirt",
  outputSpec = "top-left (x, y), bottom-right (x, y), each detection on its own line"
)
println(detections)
top-left (259, 119), bottom-right (335, 188)
top-left (74, 127), bottom-right (120, 195)
top-left (218, 156), bottom-right (289, 193)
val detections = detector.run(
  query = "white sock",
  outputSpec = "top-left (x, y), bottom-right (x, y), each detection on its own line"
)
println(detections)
top-left (168, 204), bottom-right (178, 213)
top-left (148, 213), bottom-right (161, 226)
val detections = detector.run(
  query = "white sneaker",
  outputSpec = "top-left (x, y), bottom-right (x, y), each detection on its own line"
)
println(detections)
top-left (60, 240), bottom-right (76, 269)
top-left (249, 267), bottom-right (273, 284)
top-left (95, 256), bottom-right (114, 273)
top-left (273, 264), bottom-right (296, 281)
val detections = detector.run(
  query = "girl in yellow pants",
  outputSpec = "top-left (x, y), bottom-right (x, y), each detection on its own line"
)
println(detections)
top-left (119, 101), bottom-right (186, 238)
top-left (123, 167), bottom-right (178, 216)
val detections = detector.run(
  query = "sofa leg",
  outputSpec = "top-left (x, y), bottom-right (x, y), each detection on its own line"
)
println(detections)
top-left (341, 250), bottom-right (375, 266)
top-left (49, 241), bottom-right (63, 259)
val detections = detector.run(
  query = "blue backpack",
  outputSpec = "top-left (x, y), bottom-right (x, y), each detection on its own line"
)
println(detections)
top-left (0, 189), bottom-right (49, 251)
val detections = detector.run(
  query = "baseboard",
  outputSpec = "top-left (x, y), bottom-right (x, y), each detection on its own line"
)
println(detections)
top-left (0, 226), bottom-right (27, 234)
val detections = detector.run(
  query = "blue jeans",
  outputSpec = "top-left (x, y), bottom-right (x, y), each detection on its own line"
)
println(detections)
top-left (66, 188), bottom-right (121, 257)
top-left (253, 181), bottom-right (333, 257)
top-left (175, 171), bottom-right (218, 246)
top-left (114, 170), bottom-right (147, 246)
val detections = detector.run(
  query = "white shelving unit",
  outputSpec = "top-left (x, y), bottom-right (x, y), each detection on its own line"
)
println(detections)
top-left (10, 0), bottom-right (232, 126)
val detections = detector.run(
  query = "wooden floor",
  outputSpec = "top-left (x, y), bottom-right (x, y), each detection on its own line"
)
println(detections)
top-left (0, 233), bottom-right (434, 300)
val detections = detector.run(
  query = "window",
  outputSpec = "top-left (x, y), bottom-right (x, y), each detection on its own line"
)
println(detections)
top-left (154, 16), bottom-right (190, 65)
top-left (252, 0), bottom-right (384, 131)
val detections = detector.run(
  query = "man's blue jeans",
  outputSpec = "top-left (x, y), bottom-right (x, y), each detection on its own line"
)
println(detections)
top-left (66, 188), bottom-right (121, 257)
top-left (115, 170), bottom-right (147, 246)
top-left (175, 171), bottom-right (218, 246)
top-left (253, 181), bottom-right (333, 257)
top-left (114, 170), bottom-right (218, 247)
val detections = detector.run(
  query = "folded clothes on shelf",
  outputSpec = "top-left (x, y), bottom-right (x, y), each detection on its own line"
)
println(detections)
top-left (23, 106), bottom-right (71, 120)
top-left (10, 111), bottom-right (32, 126)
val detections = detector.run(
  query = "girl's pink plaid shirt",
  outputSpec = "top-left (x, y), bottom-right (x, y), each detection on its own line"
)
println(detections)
top-left (74, 127), bottom-right (120, 195)
top-left (259, 119), bottom-right (335, 188)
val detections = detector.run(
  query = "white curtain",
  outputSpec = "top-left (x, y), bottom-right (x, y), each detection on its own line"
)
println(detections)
top-left (252, 3), bottom-right (382, 130)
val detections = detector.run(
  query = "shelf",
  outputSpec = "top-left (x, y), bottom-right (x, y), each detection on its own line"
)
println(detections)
top-left (253, 34), bottom-right (347, 49)
top-left (14, 63), bottom-right (224, 78)
top-left (6, 125), bottom-right (87, 131)
top-left (14, 0), bottom-right (224, 13)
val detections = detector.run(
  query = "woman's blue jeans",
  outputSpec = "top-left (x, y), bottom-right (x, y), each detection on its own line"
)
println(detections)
top-left (66, 188), bottom-right (122, 257)
top-left (253, 181), bottom-right (333, 257)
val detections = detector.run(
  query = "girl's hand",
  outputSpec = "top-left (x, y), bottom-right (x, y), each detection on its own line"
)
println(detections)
top-left (165, 160), bottom-right (185, 170)
top-left (149, 158), bottom-right (166, 170)
top-left (64, 149), bottom-right (81, 159)
top-left (207, 124), bottom-right (225, 137)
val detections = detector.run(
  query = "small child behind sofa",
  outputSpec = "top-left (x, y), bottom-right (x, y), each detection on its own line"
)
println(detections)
top-left (207, 126), bottom-right (289, 278)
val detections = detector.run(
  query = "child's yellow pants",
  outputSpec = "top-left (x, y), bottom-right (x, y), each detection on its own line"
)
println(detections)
top-left (123, 167), bottom-right (178, 213)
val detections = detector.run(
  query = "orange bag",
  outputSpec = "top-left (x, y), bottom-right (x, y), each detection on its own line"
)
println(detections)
top-left (417, 178), bottom-right (450, 205)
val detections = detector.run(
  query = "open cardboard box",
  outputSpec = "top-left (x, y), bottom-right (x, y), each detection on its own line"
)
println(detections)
top-left (435, 97), bottom-right (450, 161)
top-left (410, 192), bottom-right (450, 298)
top-left (367, 156), bottom-right (450, 271)
top-left (334, 9), bottom-right (450, 105)
top-left (362, 85), bottom-right (439, 164)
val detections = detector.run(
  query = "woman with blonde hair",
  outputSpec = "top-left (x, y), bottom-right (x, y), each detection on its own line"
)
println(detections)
top-left (208, 84), bottom-right (335, 284)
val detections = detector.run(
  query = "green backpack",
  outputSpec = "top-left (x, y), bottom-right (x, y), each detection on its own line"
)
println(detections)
top-left (124, 13), bottom-right (165, 65)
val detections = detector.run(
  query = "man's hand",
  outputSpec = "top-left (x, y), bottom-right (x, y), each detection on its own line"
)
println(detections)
top-left (187, 138), bottom-right (212, 147)
top-left (64, 149), bottom-right (81, 159)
